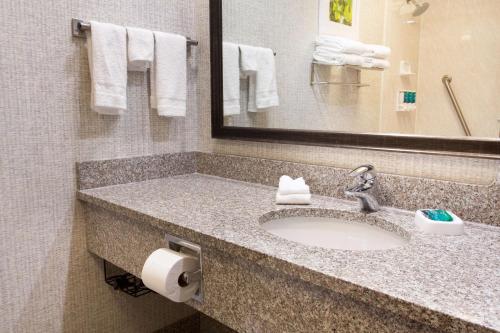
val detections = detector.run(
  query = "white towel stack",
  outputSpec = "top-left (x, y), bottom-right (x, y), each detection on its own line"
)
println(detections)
top-left (276, 176), bottom-right (311, 205)
top-left (313, 35), bottom-right (391, 69)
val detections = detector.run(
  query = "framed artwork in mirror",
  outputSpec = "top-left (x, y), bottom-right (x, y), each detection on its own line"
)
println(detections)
top-left (318, 0), bottom-right (360, 39)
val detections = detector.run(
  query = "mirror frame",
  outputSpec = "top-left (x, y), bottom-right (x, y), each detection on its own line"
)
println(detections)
top-left (209, 0), bottom-right (499, 158)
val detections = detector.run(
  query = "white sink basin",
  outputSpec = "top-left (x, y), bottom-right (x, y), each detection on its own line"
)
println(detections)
top-left (261, 216), bottom-right (408, 251)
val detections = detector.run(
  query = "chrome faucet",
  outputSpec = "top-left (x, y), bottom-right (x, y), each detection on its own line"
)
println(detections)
top-left (345, 164), bottom-right (380, 213)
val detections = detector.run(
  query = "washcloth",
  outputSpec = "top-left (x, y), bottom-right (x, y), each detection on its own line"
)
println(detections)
top-left (151, 31), bottom-right (186, 117)
top-left (278, 176), bottom-right (310, 195)
top-left (86, 21), bottom-right (127, 115)
top-left (362, 57), bottom-right (391, 69)
top-left (315, 35), bottom-right (367, 55)
top-left (276, 193), bottom-right (312, 205)
top-left (126, 27), bottom-right (154, 71)
top-left (223, 42), bottom-right (241, 116)
top-left (239, 44), bottom-right (279, 110)
top-left (313, 48), bottom-right (364, 66)
top-left (363, 44), bottom-right (391, 59)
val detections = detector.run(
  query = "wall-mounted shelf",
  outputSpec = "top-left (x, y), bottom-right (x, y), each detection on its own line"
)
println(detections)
top-left (310, 61), bottom-right (383, 87)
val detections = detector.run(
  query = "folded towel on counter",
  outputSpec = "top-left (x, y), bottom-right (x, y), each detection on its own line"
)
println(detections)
top-left (222, 42), bottom-right (241, 116)
top-left (362, 57), bottom-right (391, 69)
top-left (313, 48), bottom-right (364, 66)
top-left (239, 44), bottom-right (279, 110)
top-left (278, 175), bottom-right (310, 195)
top-left (150, 31), bottom-right (186, 117)
top-left (126, 27), bottom-right (154, 71)
top-left (315, 35), bottom-right (367, 55)
top-left (363, 44), bottom-right (391, 59)
top-left (276, 193), bottom-right (312, 205)
top-left (86, 21), bottom-right (127, 115)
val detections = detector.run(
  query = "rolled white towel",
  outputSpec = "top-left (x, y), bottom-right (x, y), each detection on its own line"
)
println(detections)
top-left (363, 44), bottom-right (391, 59)
top-left (278, 176), bottom-right (310, 195)
top-left (313, 48), bottom-right (364, 67)
top-left (276, 193), bottom-right (312, 205)
top-left (362, 57), bottom-right (390, 69)
top-left (315, 35), bottom-right (367, 55)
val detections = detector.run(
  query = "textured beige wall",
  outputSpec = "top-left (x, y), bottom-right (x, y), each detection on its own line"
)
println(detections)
top-left (0, 1), bottom-right (197, 332)
top-left (196, 0), bottom-right (499, 185)
top-left (415, 0), bottom-right (500, 138)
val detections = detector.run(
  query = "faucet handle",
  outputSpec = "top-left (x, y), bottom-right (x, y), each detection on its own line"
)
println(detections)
top-left (347, 164), bottom-right (376, 192)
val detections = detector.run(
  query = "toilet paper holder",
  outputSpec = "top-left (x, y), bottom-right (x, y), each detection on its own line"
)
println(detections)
top-left (165, 233), bottom-right (203, 302)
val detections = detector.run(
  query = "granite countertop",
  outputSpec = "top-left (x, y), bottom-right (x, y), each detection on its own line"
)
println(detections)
top-left (77, 173), bottom-right (500, 333)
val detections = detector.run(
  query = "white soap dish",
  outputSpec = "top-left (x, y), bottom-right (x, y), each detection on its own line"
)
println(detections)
top-left (414, 210), bottom-right (464, 236)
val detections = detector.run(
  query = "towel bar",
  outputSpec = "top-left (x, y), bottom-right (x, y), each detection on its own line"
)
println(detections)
top-left (71, 18), bottom-right (199, 47)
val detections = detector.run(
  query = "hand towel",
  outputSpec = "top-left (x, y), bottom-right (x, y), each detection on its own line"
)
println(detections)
top-left (126, 27), bottom-right (154, 71)
top-left (239, 44), bottom-right (279, 110)
top-left (363, 44), bottom-right (391, 59)
top-left (313, 48), bottom-right (364, 66)
top-left (315, 35), bottom-right (367, 55)
top-left (276, 193), bottom-right (312, 205)
top-left (223, 42), bottom-right (241, 116)
top-left (151, 31), bottom-right (186, 117)
top-left (362, 57), bottom-right (390, 69)
top-left (278, 175), bottom-right (310, 195)
top-left (86, 21), bottom-right (127, 115)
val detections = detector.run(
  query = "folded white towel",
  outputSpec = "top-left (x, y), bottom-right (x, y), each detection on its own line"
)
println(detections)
top-left (223, 42), bottom-right (241, 116)
top-left (313, 48), bottom-right (364, 66)
top-left (278, 175), bottom-right (310, 195)
top-left (363, 44), bottom-right (391, 59)
top-left (126, 27), bottom-right (154, 72)
top-left (86, 21), bottom-right (127, 115)
top-left (239, 45), bottom-right (279, 110)
top-left (362, 57), bottom-right (391, 69)
top-left (276, 193), bottom-right (312, 205)
top-left (150, 32), bottom-right (186, 117)
top-left (315, 35), bottom-right (367, 55)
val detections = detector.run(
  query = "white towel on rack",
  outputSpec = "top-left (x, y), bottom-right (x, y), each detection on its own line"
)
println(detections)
top-left (150, 31), bottom-right (186, 117)
top-left (313, 48), bottom-right (364, 66)
top-left (223, 42), bottom-right (241, 116)
top-left (363, 44), bottom-right (391, 59)
top-left (362, 57), bottom-right (390, 69)
top-left (126, 27), bottom-right (154, 71)
top-left (86, 21), bottom-right (127, 115)
top-left (315, 35), bottom-right (367, 55)
top-left (239, 45), bottom-right (279, 110)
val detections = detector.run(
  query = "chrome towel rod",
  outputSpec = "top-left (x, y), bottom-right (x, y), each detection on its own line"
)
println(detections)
top-left (442, 75), bottom-right (471, 137)
top-left (71, 18), bottom-right (199, 47)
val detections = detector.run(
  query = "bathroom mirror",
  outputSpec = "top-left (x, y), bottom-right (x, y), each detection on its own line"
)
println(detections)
top-left (210, 0), bottom-right (500, 156)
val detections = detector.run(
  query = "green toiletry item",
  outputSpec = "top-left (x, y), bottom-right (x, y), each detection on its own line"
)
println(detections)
top-left (421, 209), bottom-right (454, 222)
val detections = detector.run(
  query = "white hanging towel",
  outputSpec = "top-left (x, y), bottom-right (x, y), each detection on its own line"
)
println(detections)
top-left (126, 27), bottom-right (154, 71)
top-left (222, 42), bottom-right (241, 116)
top-left (239, 45), bottom-right (279, 110)
top-left (86, 21), bottom-right (127, 115)
top-left (151, 31), bottom-right (186, 117)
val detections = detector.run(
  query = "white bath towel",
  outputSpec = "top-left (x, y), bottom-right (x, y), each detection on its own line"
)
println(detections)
top-left (362, 57), bottom-right (391, 69)
top-left (223, 42), bottom-right (241, 116)
top-left (276, 193), bottom-right (312, 205)
top-left (86, 21), bottom-right (127, 115)
top-left (315, 35), bottom-right (367, 55)
top-left (239, 45), bottom-right (279, 110)
top-left (278, 176), bottom-right (310, 195)
top-left (150, 31), bottom-right (186, 117)
top-left (126, 27), bottom-right (154, 71)
top-left (363, 44), bottom-right (391, 59)
top-left (313, 48), bottom-right (364, 66)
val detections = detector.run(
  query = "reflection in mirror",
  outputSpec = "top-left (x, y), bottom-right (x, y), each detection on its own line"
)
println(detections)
top-left (221, 0), bottom-right (500, 140)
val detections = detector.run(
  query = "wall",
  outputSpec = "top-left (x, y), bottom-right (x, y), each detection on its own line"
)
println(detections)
top-left (0, 1), bottom-right (197, 332)
top-left (415, 0), bottom-right (500, 138)
top-left (195, 0), bottom-right (499, 185)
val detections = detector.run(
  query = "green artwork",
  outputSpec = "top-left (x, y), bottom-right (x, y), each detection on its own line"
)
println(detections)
top-left (330, 0), bottom-right (353, 26)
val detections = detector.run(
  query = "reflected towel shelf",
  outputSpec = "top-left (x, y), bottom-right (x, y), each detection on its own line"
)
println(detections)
top-left (310, 61), bottom-right (383, 87)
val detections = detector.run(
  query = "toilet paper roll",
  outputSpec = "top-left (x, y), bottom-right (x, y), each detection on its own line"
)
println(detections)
top-left (141, 248), bottom-right (200, 303)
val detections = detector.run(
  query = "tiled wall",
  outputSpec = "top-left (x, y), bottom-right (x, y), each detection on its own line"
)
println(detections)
top-left (0, 1), bottom-right (197, 332)
top-left (195, 0), bottom-right (499, 185)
